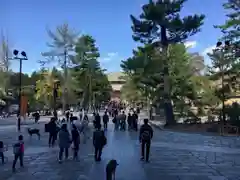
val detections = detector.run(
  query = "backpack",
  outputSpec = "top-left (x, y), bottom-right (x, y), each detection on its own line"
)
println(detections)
top-left (94, 130), bottom-right (107, 146)
top-left (141, 130), bottom-right (151, 141)
top-left (13, 143), bottom-right (21, 154)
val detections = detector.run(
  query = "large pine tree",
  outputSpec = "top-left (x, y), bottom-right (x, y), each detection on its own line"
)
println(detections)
top-left (72, 35), bottom-right (111, 110)
top-left (217, 0), bottom-right (240, 43)
top-left (130, 0), bottom-right (205, 125)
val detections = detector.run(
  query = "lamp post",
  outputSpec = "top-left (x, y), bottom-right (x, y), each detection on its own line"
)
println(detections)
top-left (41, 47), bottom-right (68, 114)
top-left (12, 49), bottom-right (28, 131)
top-left (53, 80), bottom-right (60, 119)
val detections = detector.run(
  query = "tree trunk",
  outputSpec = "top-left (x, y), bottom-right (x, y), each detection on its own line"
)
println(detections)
top-left (161, 26), bottom-right (175, 126)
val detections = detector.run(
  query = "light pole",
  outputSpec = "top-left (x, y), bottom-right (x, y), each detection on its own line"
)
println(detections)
top-left (41, 47), bottom-right (68, 114)
top-left (53, 80), bottom-right (60, 119)
top-left (12, 49), bottom-right (28, 131)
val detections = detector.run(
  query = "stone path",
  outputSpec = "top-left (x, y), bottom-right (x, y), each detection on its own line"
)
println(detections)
top-left (1, 116), bottom-right (240, 179)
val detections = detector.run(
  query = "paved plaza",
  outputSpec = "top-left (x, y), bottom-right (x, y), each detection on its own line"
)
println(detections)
top-left (0, 116), bottom-right (240, 180)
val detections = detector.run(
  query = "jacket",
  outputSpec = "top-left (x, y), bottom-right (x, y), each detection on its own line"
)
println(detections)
top-left (58, 129), bottom-right (71, 148)
top-left (93, 130), bottom-right (105, 147)
top-left (103, 114), bottom-right (109, 123)
top-left (48, 121), bottom-right (57, 133)
top-left (139, 124), bottom-right (153, 141)
top-left (71, 129), bottom-right (80, 146)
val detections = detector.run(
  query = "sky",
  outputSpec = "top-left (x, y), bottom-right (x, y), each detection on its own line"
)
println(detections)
top-left (1, 0), bottom-right (229, 74)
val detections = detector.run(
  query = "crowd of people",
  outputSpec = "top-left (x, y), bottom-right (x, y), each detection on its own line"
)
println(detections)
top-left (91, 108), bottom-right (153, 163)
top-left (0, 106), bottom-right (154, 175)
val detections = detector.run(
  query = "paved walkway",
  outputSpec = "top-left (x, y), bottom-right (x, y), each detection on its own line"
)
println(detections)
top-left (1, 119), bottom-right (240, 180)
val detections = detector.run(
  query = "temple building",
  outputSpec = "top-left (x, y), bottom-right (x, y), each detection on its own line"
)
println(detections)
top-left (107, 72), bottom-right (125, 102)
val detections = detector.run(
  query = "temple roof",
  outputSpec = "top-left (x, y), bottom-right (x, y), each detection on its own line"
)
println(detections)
top-left (107, 72), bottom-right (125, 82)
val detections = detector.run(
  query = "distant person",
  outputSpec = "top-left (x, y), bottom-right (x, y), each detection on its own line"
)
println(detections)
top-left (0, 141), bottom-right (4, 164)
top-left (94, 113), bottom-right (101, 129)
top-left (70, 113), bottom-right (74, 124)
top-left (79, 109), bottom-right (83, 121)
top-left (127, 113), bottom-right (133, 130)
top-left (81, 114), bottom-right (89, 143)
top-left (139, 119), bottom-right (153, 162)
top-left (48, 117), bottom-right (58, 147)
top-left (58, 124), bottom-right (71, 163)
top-left (34, 111), bottom-right (40, 123)
top-left (93, 125), bottom-right (107, 161)
top-left (12, 135), bottom-right (24, 172)
top-left (133, 111), bottom-right (138, 131)
top-left (66, 111), bottom-right (70, 122)
top-left (120, 111), bottom-right (126, 131)
top-left (71, 124), bottom-right (80, 161)
top-left (103, 111), bottom-right (109, 130)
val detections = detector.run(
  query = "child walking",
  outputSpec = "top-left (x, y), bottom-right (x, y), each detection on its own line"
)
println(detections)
top-left (12, 135), bottom-right (24, 172)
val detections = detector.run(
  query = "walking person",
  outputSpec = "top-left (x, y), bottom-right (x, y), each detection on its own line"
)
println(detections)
top-left (103, 111), bottom-right (109, 130)
top-left (79, 109), bottom-right (83, 121)
top-left (0, 141), bottom-right (5, 164)
top-left (133, 111), bottom-right (138, 131)
top-left (114, 114), bottom-right (119, 131)
top-left (139, 119), bottom-right (153, 162)
top-left (34, 111), bottom-right (40, 123)
top-left (66, 111), bottom-right (70, 122)
top-left (58, 124), bottom-right (71, 163)
top-left (93, 125), bottom-right (107, 161)
top-left (94, 113), bottom-right (101, 129)
top-left (70, 113), bottom-right (74, 124)
top-left (12, 135), bottom-right (24, 172)
top-left (80, 114), bottom-right (89, 143)
top-left (120, 111), bottom-right (126, 131)
top-left (127, 113), bottom-right (133, 130)
top-left (71, 124), bottom-right (80, 161)
top-left (48, 117), bottom-right (58, 147)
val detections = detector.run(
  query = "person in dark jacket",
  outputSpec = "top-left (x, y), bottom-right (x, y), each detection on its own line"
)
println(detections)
top-left (133, 111), bottom-right (138, 131)
top-left (58, 124), bottom-right (71, 163)
top-left (66, 111), bottom-right (70, 122)
top-left (94, 113), bottom-right (101, 129)
top-left (33, 111), bottom-right (40, 123)
top-left (48, 117), bottom-right (58, 147)
top-left (139, 119), bottom-right (153, 162)
top-left (127, 113), bottom-right (133, 130)
top-left (103, 111), bottom-right (109, 130)
top-left (70, 113), bottom-right (74, 124)
top-left (93, 125), bottom-right (106, 161)
top-left (0, 141), bottom-right (4, 164)
top-left (71, 124), bottom-right (80, 161)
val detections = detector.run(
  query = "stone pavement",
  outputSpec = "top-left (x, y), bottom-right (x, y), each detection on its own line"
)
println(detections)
top-left (1, 118), bottom-right (240, 180)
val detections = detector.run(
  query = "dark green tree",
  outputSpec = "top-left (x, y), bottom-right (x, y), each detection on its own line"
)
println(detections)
top-left (130, 0), bottom-right (205, 126)
top-left (122, 44), bottom-right (211, 119)
top-left (216, 0), bottom-right (240, 44)
top-left (72, 35), bottom-right (111, 110)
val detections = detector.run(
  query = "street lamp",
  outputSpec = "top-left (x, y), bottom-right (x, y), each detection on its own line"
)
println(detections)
top-left (53, 80), bottom-right (60, 119)
top-left (12, 49), bottom-right (28, 131)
